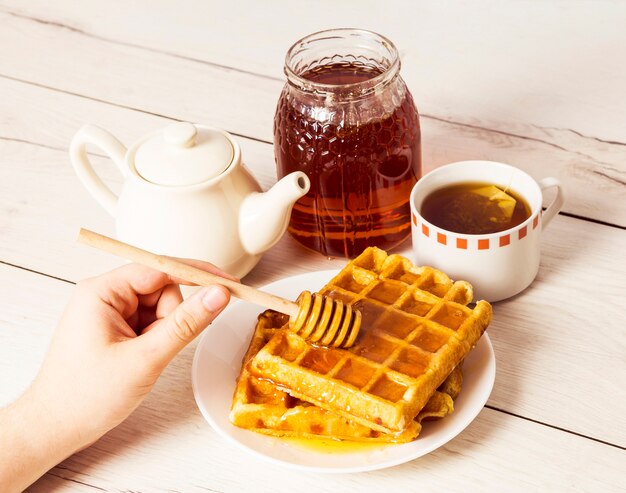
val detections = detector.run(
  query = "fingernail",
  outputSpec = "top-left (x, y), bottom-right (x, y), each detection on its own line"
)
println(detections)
top-left (202, 286), bottom-right (229, 312)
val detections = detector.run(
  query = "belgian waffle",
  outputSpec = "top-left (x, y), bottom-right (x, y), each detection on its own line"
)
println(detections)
top-left (230, 310), bottom-right (461, 442)
top-left (249, 247), bottom-right (492, 433)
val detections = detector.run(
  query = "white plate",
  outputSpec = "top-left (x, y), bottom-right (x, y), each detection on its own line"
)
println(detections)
top-left (192, 270), bottom-right (496, 473)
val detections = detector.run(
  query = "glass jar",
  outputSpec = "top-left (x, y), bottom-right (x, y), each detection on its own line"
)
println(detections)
top-left (274, 28), bottom-right (422, 258)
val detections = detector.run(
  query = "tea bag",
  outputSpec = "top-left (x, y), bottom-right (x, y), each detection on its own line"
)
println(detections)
top-left (472, 185), bottom-right (516, 223)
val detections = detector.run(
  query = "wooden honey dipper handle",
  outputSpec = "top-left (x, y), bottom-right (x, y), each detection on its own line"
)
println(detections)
top-left (78, 229), bottom-right (361, 348)
top-left (77, 228), bottom-right (300, 318)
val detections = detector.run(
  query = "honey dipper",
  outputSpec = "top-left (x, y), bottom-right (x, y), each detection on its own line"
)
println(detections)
top-left (77, 229), bottom-right (361, 348)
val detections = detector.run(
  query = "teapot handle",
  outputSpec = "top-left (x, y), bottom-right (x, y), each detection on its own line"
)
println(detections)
top-left (69, 125), bottom-right (128, 216)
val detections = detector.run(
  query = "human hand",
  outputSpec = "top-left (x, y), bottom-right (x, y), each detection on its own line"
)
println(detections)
top-left (0, 261), bottom-right (230, 491)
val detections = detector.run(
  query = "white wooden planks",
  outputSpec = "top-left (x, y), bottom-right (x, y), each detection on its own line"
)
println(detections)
top-left (0, 1), bottom-right (625, 491)
top-left (4, 0), bottom-right (626, 140)
top-left (0, 33), bottom-right (624, 445)
top-left (0, 8), bottom-right (623, 225)
top-left (1, 266), bottom-right (624, 493)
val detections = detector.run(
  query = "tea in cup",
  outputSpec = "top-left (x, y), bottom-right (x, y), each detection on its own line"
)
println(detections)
top-left (410, 161), bottom-right (565, 302)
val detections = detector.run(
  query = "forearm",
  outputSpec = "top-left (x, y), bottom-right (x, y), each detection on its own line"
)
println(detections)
top-left (0, 388), bottom-right (85, 492)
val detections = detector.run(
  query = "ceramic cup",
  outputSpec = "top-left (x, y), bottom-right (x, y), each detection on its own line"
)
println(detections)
top-left (410, 161), bottom-right (565, 302)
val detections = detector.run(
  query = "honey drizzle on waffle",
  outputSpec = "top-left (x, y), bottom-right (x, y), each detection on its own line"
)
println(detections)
top-left (230, 309), bottom-right (461, 443)
top-left (249, 247), bottom-right (492, 434)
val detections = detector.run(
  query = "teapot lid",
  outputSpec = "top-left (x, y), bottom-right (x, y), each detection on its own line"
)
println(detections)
top-left (134, 122), bottom-right (234, 186)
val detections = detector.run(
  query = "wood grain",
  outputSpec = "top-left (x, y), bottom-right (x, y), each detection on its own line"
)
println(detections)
top-left (0, 1), bottom-right (625, 490)
top-left (31, 408), bottom-right (625, 492)
top-left (0, 11), bottom-right (624, 225)
top-left (2, 211), bottom-right (625, 447)
top-left (0, 76), bottom-right (625, 445)
top-left (3, 0), bottom-right (626, 141)
top-left (1, 265), bottom-right (623, 493)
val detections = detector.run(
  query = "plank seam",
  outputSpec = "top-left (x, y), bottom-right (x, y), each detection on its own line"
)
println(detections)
top-left (540, 125), bottom-right (626, 148)
top-left (2, 9), bottom-right (626, 152)
top-left (0, 261), bottom-right (623, 453)
top-left (423, 114), bottom-right (626, 175)
top-left (484, 404), bottom-right (626, 451)
top-left (1, 8), bottom-right (283, 83)
top-left (0, 105), bottom-right (624, 231)
top-left (0, 73), bottom-right (274, 146)
top-left (0, 260), bottom-right (74, 285)
top-left (46, 471), bottom-right (108, 491)
top-left (559, 211), bottom-right (625, 231)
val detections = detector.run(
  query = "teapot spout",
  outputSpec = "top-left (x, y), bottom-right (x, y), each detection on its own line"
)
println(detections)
top-left (239, 172), bottom-right (310, 255)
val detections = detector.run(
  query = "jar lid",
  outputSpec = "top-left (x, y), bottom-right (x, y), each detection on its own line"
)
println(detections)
top-left (134, 122), bottom-right (234, 186)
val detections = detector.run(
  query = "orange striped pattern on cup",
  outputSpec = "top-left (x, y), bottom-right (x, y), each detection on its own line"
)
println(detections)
top-left (412, 210), bottom-right (543, 251)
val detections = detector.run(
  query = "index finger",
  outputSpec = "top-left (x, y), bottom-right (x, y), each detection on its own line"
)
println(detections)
top-left (91, 258), bottom-right (238, 297)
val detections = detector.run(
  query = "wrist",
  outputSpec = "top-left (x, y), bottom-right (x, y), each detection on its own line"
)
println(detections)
top-left (0, 387), bottom-right (88, 491)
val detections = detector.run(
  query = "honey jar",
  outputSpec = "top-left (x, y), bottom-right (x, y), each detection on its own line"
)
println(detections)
top-left (274, 28), bottom-right (422, 258)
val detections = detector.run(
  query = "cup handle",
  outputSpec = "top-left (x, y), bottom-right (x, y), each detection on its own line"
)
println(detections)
top-left (538, 177), bottom-right (565, 230)
top-left (69, 125), bottom-right (128, 216)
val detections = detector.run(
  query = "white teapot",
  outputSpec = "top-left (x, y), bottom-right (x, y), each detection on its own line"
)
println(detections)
top-left (69, 121), bottom-right (310, 278)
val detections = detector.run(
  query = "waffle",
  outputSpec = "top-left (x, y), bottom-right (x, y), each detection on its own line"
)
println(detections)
top-left (249, 247), bottom-right (492, 433)
top-left (230, 310), bottom-right (461, 442)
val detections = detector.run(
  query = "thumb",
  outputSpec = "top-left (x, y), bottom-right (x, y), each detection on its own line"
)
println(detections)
top-left (141, 285), bottom-right (230, 366)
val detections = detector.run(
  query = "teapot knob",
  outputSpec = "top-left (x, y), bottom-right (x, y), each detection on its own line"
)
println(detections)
top-left (164, 121), bottom-right (197, 148)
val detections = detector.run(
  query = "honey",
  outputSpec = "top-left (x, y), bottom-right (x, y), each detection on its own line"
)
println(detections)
top-left (274, 30), bottom-right (421, 258)
top-left (282, 436), bottom-right (391, 454)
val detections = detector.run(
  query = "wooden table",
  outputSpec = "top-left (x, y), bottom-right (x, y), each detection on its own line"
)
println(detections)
top-left (1, 1), bottom-right (625, 491)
